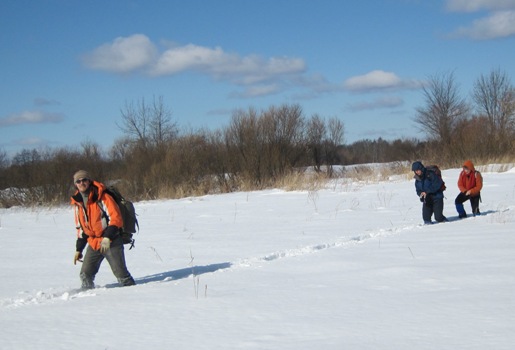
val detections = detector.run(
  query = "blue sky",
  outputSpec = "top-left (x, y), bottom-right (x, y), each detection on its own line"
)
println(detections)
top-left (1, 0), bottom-right (515, 156)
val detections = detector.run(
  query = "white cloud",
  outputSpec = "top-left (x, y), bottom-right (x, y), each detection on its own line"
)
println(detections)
top-left (150, 44), bottom-right (227, 75)
top-left (150, 44), bottom-right (306, 86)
top-left (83, 35), bottom-right (306, 84)
top-left (446, 0), bottom-right (515, 12)
top-left (82, 35), bottom-right (307, 97)
top-left (451, 10), bottom-right (515, 39)
top-left (0, 111), bottom-right (64, 128)
top-left (445, 0), bottom-right (515, 39)
top-left (82, 34), bottom-right (157, 73)
top-left (343, 70), bottom-right (422, 92)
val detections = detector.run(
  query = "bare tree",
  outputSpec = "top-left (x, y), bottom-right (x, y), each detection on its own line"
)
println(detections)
top-left (327, 117), bottom-right (345, 147)
top-left (0, 149), bottom-right (8, 169)
top-left (305, 115), bottom-right (344, 174)
top-left (80, 140), bottom-right (103, 161)
top-left (262, 104), bottom-right (305, 177)
top-left (306, 114), bottom-right (326, 171)
top-left (324, 117), bottom-right (345, 175)
top-left (414, 71), bottom-right (469, 146)
top-left (0, 149), bottom-right (10, 192)
top-left (149, 96), bottom-right (178, 147)
top-left (224, 107), bottom-right (265, 185)
top-left (472, 68), bottom-right (515, 153)
top-left (118, 99), bottom-right (149, 147)
top-left (118, 96), bottom-right (177, 149)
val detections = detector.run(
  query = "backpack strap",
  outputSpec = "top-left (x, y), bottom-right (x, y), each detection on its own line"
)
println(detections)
top-left (476, 171), bottom-right (482, 202)
top-left (97, 201), bottom-right (110, 228)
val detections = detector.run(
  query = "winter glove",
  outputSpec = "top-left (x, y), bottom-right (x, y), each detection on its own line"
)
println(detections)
top-left (73, 252), bottom-right (83, 265)
top-left (100, 237), bottom-right (111, 253)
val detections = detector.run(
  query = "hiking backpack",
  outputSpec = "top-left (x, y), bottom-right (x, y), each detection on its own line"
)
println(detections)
top-left (98, 186), bottom-right (139, 249)
top-left (426, 165), bottom-right (446, 192)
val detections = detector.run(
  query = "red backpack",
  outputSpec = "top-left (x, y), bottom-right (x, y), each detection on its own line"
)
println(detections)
top-left (426, 165), bottom-right (446, 191)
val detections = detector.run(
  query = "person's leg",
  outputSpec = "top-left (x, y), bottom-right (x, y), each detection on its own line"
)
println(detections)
top-left (422, 203), bottom-right (433, 224)
top-left (470, 195), bottom-right (481, 216)
top-left (433, 197), bottom-right (447, 222)
top-left (104, 237), bottom-right (135, 287)
top-left (80, 245), bottom-right (104, 289)
top-left (455, 192), bottom-right (469, 218)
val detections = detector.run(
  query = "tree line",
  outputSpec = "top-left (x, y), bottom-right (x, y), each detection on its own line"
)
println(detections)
top-left (415, 68), bottom-right (515, 162)
top-left (0, 68), bottom-right (513, 207)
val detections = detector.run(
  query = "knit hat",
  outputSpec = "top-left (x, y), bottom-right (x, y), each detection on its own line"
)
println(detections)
top-left (73, 170), bottom-right (92, 183)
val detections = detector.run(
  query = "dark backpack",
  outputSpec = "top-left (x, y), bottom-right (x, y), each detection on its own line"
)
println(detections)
top-left (99, 186), bottom-right (139, 249)
top-left (426, 165), bottom-right (446, 192)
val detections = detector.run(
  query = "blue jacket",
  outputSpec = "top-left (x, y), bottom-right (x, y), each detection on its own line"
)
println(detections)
top-left (412, 162), bottom-right (444, 199)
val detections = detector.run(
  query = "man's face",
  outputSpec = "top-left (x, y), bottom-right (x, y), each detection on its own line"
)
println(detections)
top-left (75, 178), bottom-right (91, 192)
top-left (463, 166), bottom-right (471, 174)
top-left (415, 169), bottom-right (423, 176)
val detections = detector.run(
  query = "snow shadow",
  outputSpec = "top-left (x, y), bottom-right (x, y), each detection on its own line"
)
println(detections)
top-left (446, 209), bottom-right (498, 222)
top-left (133, 262), bottom-right (232, 285)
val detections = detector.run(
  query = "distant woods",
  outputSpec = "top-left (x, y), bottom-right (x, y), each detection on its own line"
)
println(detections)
top-left (1, 69), bottom-right (514, 207)
top-left (414, 69), bottom-right (515, 162)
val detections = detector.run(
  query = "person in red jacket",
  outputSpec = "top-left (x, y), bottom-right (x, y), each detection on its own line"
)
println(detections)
top-left (71, 170), bottom-right (135, 289)
top-left (455, 160), bottom-right (483, 218)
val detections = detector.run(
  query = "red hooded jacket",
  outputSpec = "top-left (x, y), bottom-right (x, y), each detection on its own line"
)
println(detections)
top-left (457, 160), bottom-right (483, 197)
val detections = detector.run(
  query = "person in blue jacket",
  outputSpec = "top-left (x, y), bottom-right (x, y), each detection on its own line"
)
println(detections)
top-left (412, 161), bottom-right (447, 224)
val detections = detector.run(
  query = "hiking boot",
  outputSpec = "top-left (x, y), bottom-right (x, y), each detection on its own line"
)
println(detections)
top-left (119, 275), bottom-right (136, 287)
top-left (455, 203), bottom-right (467, 219)
top-left (80, 272), bottom-right (95, 289)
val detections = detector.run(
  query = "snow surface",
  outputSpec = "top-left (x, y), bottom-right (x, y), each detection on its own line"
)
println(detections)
top-left (0, 166), bottom-right (514, 350)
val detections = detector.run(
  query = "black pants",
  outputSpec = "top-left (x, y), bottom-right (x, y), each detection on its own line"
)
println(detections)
top-left (455, 192), bottom-right (480, 217)
top-left (80, 236), bottom-right (135, 289)
top-left (422, 196), bottom-right (447, 224)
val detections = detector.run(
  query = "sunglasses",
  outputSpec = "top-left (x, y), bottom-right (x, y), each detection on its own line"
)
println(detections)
top-left (75, 178), bottom-right (90, 184)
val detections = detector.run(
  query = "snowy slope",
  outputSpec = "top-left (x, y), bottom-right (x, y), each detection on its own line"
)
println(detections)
top-left (0, 167), bottom-right (514, 350)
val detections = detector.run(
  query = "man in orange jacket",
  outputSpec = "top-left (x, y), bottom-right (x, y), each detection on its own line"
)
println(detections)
top-left (71, 170), bottom-right (135, 289)
top-left (455, 160), bottom-right (483, 218)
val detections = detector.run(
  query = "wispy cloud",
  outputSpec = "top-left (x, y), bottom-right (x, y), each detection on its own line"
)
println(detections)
top-left (151, 44), bottom-right (305, 85)
top-left (450, 10), bottom-right (515, 39)
top-left (445, 0), bottom-right (515, 39)
top-left (82, 34), bottom-right (307, 97)
top-left (0, 111), bottom-right (64, 128)
top-left (292, 74), bottom-right (344, 99)
top-left (343, 70), bottom-right (422, 93)
top-left (231, 84), bottom-right (282, 98)
top-left (347, 96), bottom-right (404, 112)
top-left (445, 0), bottom-right (515, 12)
top-left (33, 98), bottom-right (61, 106)
top-left (82, 36), bottom-right (424, 99)
top-left (13, 137), bottom-right (48, 146)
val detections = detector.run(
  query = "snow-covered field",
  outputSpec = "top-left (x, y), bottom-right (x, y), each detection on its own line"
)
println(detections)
top-left (1, 166), bottom-right (514, 350)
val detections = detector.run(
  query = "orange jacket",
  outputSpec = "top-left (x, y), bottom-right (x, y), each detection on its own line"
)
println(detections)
top-left (457, 160), bottom-right (483, 197)
top-left (71, 181), bottom-right (122, 251)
